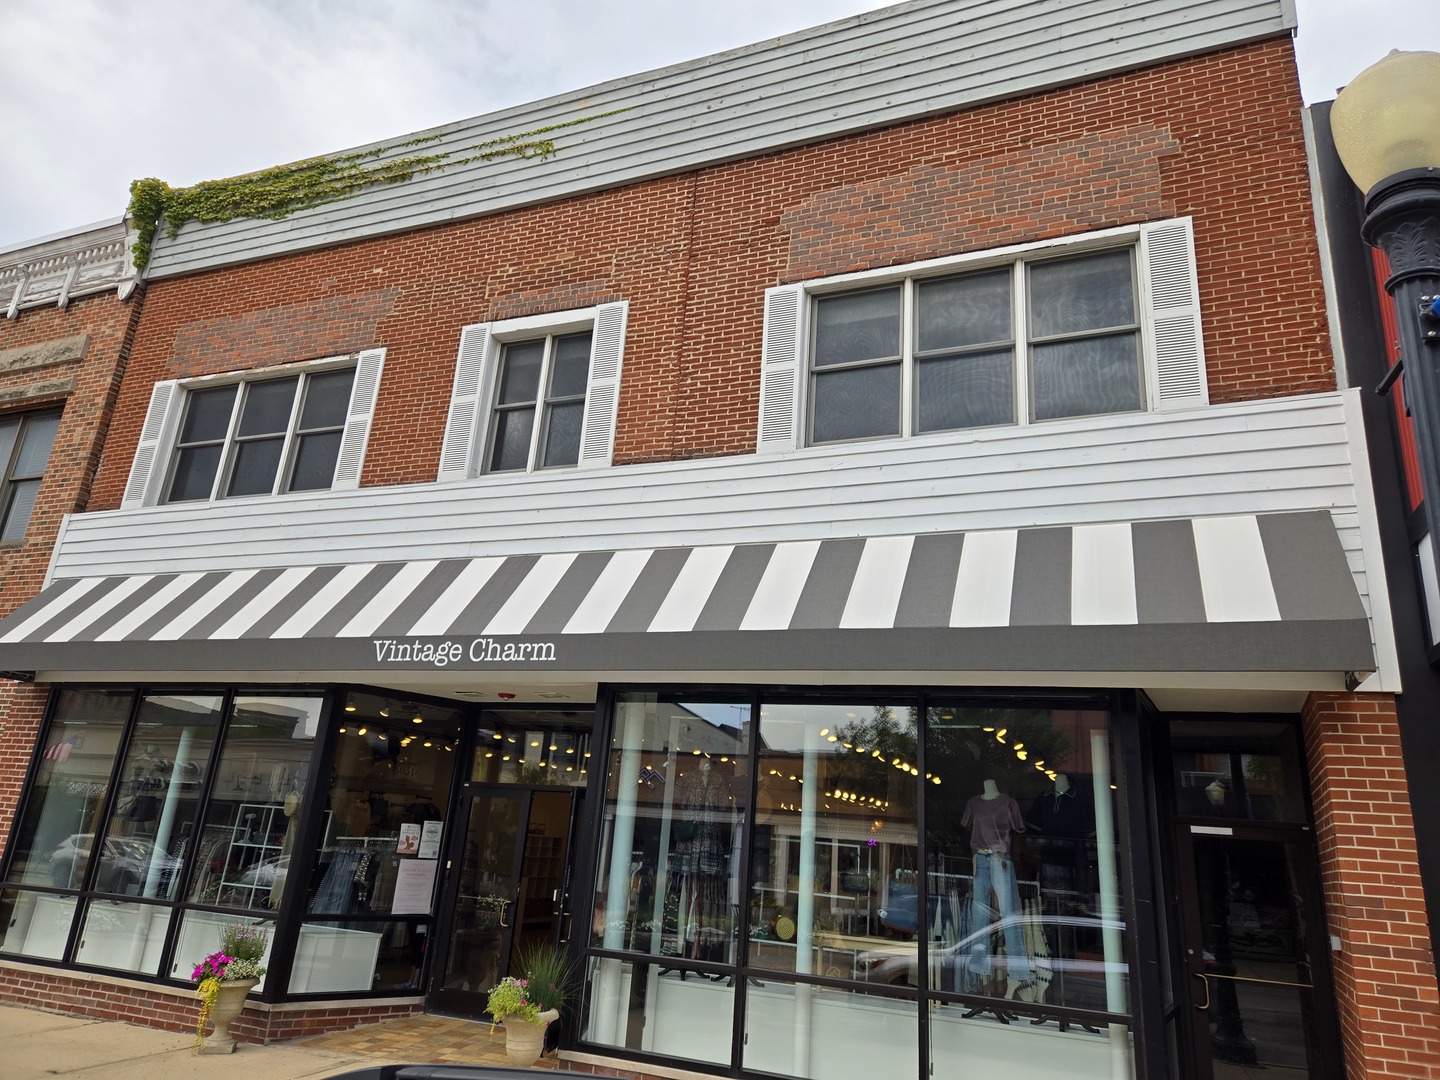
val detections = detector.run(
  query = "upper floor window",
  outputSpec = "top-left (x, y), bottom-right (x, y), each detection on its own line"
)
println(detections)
top-left (438, 302), bottom-right (628, 482)
top-left (0, 411), bottom-right (60, 542)
top-left (758, 218), bottom-right (1206, 453)
top-left (489, 331), bottom-right (592, 472)
top-left (168, 368), bottom-right (355, 501)
top-left (121, 350), bottom-right (385, 509)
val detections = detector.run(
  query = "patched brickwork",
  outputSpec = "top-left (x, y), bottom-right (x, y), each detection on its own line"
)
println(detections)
top-left (167, 289), bottom-right (399, 376)
top-left (89, 37), bottom-right (1329, 505)
top-left (781, 126), bottom-right (1182, 280)
top-left (1302, 692), bottom-right (1440, 1079)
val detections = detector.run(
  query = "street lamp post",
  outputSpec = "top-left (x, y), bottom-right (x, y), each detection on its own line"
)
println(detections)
top-left (1332, 51), bottom-right (1440, 559)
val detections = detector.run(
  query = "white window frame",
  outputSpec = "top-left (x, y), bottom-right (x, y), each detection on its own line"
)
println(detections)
top-left (438, 302), bottom-right (628, 481)
top-left (121, 349), bottom-right (385, 508)
top-left (757, 218), bottom-right (1206, 453)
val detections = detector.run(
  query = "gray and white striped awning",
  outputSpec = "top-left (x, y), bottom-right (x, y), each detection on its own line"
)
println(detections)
top-left (0, 511), bottom-right (1373, 680)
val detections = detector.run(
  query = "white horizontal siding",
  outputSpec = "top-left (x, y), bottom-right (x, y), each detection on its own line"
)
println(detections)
top-left (52, 392), bottom-right (1371, 614)
top-left (144, 0), bottom-right (1292, 279)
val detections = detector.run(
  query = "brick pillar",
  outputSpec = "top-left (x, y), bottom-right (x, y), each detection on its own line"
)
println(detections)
top-left (0, 681), bottom-right (48, 854)
top-left (1302, 692), bottom-right (1440, 1078)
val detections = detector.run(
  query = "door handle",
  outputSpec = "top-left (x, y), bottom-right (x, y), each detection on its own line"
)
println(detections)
top-left (500, 899), bottom-right (512, 928)
top-left (1192, 972), bottom-right (1210, 1011)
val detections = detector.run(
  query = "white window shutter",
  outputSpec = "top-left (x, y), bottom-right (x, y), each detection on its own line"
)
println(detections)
top-left (578, 301), bottom-right (628, 469)
top-left (758, 285), bottom-right (804, 452)
top-left (1141, 218), bottom-right (1208, 412)
top-left (332, 348), bottom-right (385, 489)
top-left (121, 380), bottom-right (181, 508)
top-left (437, 323), bottom-right (492, 481)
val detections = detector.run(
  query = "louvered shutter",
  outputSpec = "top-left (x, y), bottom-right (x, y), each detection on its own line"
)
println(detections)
top-left (757, 284), bottom-right (804, 452)
top-left (437, 323), bottom-right (492, 482)
top-left (332, 348), bottom-right (385, 489)
top-left (578, 301), bottom-right (628, 468)
top-left (1141, 218), bottom-right (1208, 412)
top-left (120, 380), bottom-right (181, 507)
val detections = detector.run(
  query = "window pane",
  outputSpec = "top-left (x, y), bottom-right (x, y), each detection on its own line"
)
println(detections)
top-left (1169, 721), bottom-right (1307, 823)
top-left (298, 369), bottom-right (355, 430)
top-left (289, 918), bottom-right (415, 994)
top-left (752, 702), bottom-right (917, 978)
top-left (489, 407), bottom-right (535, 472)
top-left (227, 437), bottom-right (284, 497)
top-left (1029, 251), bottom-right (1136, 338)
top-left (0, 887), bottom-right (77, 959)
top-left (917, 270), bottom-right (1013, 352)
top-left (549, 333), bottom-right (592, 398)
top-left (179, 385), bottom-right (237, 442)
top-left (541, 401), bottom-right (584, 468)
top-left (922, 704), bottom-right (1128, 1016)
top-left (0, 419), bottom-right (19, 475)
top-left (917, 350), bottom-right (1014, 432)
top-left (289, 430), bottom-right (343, 491)
top-left (582, 954), bottom-right (737, 1066)
top-left (186, 696), bottom-right (323, 913)
top-left (812, 364), bottom-right (900, 443)
top-left (744, 978), bottom-right (918, 1079)
top-left (814, 288), bottom-right (901, 367)
top-left (1, 478), bottom-right (40, 542)
top-left (74, 899), bottom-right (173, 975)
top-left (496, 341), bottom-right (545, 405)
top-left (97, 693), bottom-right (222, 901)
top-left (591, 693), bottom-right (751, 964)
top-left (6, 689), bottom-right (130, 888)
top-left (1031, 334), bottom-right (1141, 420)
top-left (168, 445), bottom-right (223, 502)
top-left (236, 377), bottom-right (299, 437)
top-left (306, 691), bottom-right (460, 916)
top-left (170, 910), bottom-right (276, 990)
top-left (469, 710), bottom-right (592, 789)
top-left (12, 413), bottom-right (59, 477)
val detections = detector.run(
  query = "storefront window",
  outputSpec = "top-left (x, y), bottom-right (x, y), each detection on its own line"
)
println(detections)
top-left (6, 689), bottom-right (130, 888)
top-left (185, 695), bottom-right (323, 911)
top-left (750, 700), bottom-right (918, 983)
top-left (95, 693), bottom-right (223, 902)
top-left (585, 692), bottom-right (751, 1058)
top-left (1170, 720), bottom-right (1305, 822)
top-left (289, 691), bottom-right (460, 994)
top-left (925, 703), bottom-right (1131, 1078)
top-left (469, 708), bottom-right (592, 788)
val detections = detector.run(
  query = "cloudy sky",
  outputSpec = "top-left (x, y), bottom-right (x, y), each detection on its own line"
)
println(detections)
top-left (1, 0), bottom-right (1434, 251)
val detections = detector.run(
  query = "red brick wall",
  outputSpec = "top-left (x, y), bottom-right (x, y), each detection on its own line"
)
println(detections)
top-left (0, 682), bottom-right (49, 856)
top-left (0, 291), bottom-right (140, 618)
top-left (1302, 692), bottom-right (1440, 1079)
top-left (0, 961), bottom-right (421, 1043)
top-left (88, 36), bottom-right (1327, 507)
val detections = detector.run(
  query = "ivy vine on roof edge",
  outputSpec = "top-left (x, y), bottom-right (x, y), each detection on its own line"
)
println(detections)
top-left (126, 109), bottom-right (628, 270)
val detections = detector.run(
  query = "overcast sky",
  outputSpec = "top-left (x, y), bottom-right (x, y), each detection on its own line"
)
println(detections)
top-left (1, 0), bottom-right (1434, 251)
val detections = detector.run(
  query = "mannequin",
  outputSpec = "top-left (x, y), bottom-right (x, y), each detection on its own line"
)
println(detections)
top-left (1027, 773), bottom-right (1094, 907)
top-left (962, 778), bottom-right (1031, 997)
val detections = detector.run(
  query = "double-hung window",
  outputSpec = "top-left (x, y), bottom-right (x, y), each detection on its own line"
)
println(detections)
top-left (0, 411), bottom-right (60, 542)
top-left (121, 350), bottom-right (385, 508)
top-left (438, 302), bottom-right (628, 481)
top-left (759, 218), bottom-right (1205, 452)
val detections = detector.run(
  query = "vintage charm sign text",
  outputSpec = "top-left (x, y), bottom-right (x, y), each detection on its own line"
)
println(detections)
top-left (372, 637), bottom-right (557, 667)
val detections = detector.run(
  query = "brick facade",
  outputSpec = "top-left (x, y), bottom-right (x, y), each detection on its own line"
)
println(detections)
top-left (89, 38), bottom-right (1329, 506)
top-left (1303, 692), bottom-right (1440, 1079)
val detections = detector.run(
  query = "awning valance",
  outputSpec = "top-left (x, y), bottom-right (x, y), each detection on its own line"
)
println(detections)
top-left (0, 511), bottom-right (1373, 681)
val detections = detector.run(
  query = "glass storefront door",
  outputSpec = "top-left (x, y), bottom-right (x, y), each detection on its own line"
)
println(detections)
top-left (1176, 828), bottom-right (1333, 1080)
top-left (429, 785), bottom-right (576, 1017)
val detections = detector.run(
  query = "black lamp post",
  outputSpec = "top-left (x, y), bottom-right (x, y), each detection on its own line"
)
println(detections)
top-left (1332, 50), bottom-right (1440, 562)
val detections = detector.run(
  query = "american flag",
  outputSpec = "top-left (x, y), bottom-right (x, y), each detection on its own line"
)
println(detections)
top-left (42, 737), bottom-right (77, 763)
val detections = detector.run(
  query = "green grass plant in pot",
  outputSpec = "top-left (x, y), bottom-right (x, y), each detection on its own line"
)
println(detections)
top-left (487, 941), bottom-right (575, 1067)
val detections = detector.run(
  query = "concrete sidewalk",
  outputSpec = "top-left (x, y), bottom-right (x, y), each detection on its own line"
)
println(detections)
top-left (0, 1002), bottom-right (400, 1080)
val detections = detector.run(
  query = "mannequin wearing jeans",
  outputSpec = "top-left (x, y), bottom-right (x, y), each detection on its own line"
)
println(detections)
top-left (962, 779), bottom-right (1031, 997)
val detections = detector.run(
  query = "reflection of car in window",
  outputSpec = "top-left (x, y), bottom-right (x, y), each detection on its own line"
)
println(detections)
top-left (857, 912), bottom-right (1127, 1010)
top-left (48, 834), bottom-right (182, 894)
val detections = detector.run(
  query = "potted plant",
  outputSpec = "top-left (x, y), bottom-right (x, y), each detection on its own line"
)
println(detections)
top-left (192, 922), bottom-right (269, 1055)
top-left (486, 941), bottom-right (575, 1067)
